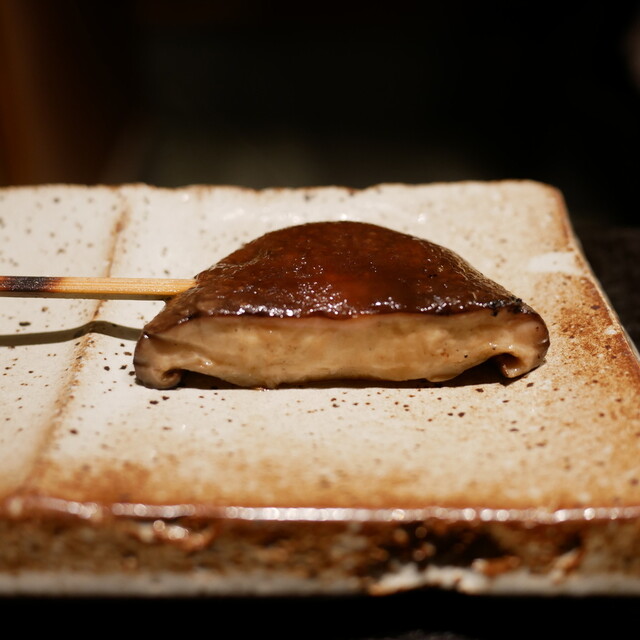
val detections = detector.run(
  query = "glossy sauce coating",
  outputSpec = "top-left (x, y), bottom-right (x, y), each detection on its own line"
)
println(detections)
top-left (143, 221), bottom-right (538, 334)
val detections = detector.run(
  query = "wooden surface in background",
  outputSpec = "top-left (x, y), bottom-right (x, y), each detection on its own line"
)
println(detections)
top-left (0, 0), bottom-right (132, 185)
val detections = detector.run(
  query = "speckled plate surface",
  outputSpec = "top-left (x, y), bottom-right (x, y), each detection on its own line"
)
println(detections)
top-left (0, 181), bottom-right (639, 596)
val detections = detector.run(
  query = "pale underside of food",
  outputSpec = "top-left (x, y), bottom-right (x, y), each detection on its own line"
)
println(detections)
top-left (134, 310), bottom-right (549, 389)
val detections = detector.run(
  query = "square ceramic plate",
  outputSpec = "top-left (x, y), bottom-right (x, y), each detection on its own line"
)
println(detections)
top-left (0, 180), bottom-right (638, 596)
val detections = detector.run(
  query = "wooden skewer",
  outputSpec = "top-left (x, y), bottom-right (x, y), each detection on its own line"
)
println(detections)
top-left (0, 276), bottom-right (196, 300)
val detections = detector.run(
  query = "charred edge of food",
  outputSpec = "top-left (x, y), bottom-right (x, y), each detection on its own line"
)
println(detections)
top-left (486, 297), bottom-right (525, 316)
top-left (0, 275), bottom-right (64, 295)
top-left (162, 298), bottom-right (533, 325)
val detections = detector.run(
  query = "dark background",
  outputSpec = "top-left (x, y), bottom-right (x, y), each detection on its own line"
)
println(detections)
top-left (1, 0), bottom-right (638, 227)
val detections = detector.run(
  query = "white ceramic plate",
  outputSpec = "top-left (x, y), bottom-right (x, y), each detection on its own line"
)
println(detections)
top-left (0, 181), bottom-right (639, 596)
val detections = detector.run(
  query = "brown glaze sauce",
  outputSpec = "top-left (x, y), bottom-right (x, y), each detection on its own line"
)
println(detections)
top-left (144, 221), bottom-right (536, 334)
